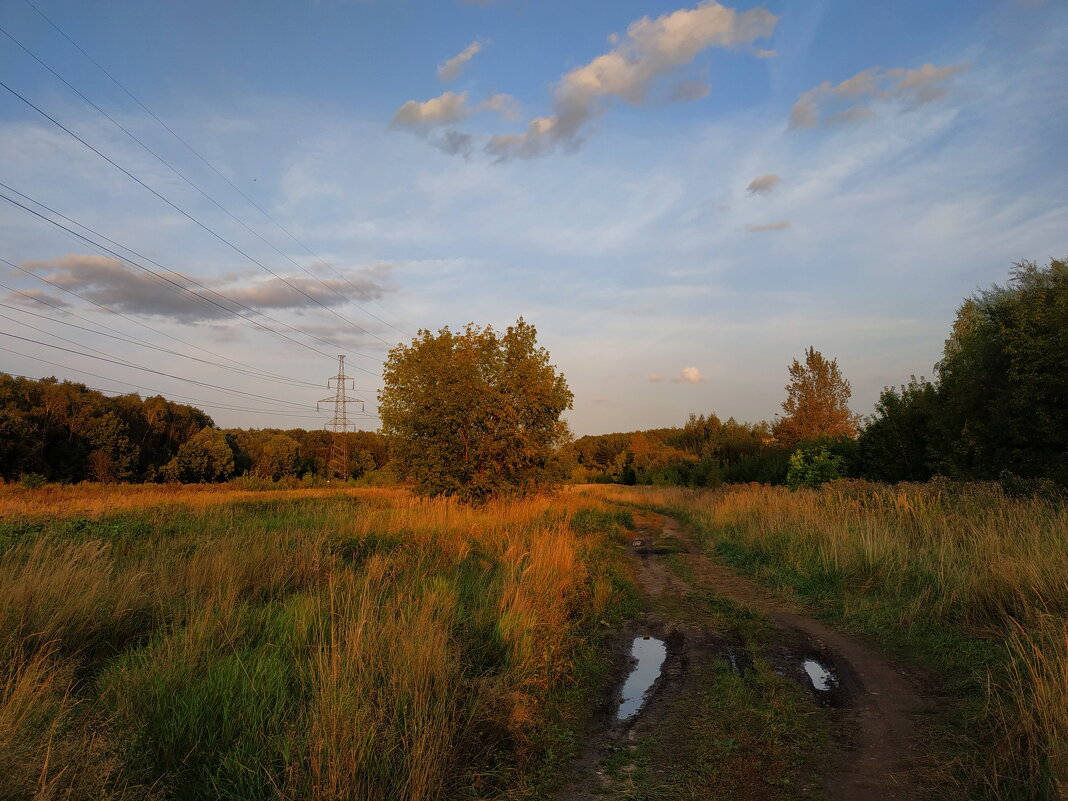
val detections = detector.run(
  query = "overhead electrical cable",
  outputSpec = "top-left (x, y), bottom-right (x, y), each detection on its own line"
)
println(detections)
top-left (0, 368), bottom-right (335, 420)
top-left (1, 256), bottom-right (323, 388)
top-left (20, 0), bottom-right (414, 338)
top-left (0, 184), bottom-right (374, 364)
top-left (0, 301), bottom-right (317, 390)
top-left (0, 77), bottom-right (395, 350)
top-left (0, 330), bottom-right (324, 410)
top-left (0, 23), bottom-right (403, 344)
top-left (0, 187), bottom-right (383, 376)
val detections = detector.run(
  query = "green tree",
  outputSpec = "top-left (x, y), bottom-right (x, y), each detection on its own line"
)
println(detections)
top-left (858, 378), bottom-right (938, 482)
top-left (85, 411), bottom-right (139, 482)
top-left (161, 427), bottom-right (236, 483)
top-left (774, 347), bottom-right (861, 448)
top-left (379, 318), bottom-right (573, 501)
top-left (932, 258), bottom-right (1068, 483)
top-left (253, 433), bottom-right (300, 480)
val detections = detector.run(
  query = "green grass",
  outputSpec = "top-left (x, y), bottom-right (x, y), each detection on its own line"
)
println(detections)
top-left (635, 657), bottom-right (825, 801)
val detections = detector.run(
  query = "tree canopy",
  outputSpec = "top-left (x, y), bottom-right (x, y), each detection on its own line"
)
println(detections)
top-left (774, 347), bottom-right (860, 448)
top-left (378, 318), bottom-right (573, 501)
top-left (930, 258), bottom-right (1068, 483)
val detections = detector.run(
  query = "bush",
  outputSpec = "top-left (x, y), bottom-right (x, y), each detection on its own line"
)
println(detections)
top-left (786, 447), bottom-right (844, 489)
top-left (19, 473), bottom-right (46, 489)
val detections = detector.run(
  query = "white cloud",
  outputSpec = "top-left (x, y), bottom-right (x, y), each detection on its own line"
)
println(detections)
top-left (479, 93), bottom-right (521, 121)
top-left (744, 221), bottom-right (790, 232)
top-left (438, 41), bottom-right (483, 83)
top-left (790, 63), bottom-right (969, 129)
top-left (647, 372), bottom-right (666, 382)
top-left (391, 91), bottom-right (473, 130)
top-left (391, 92), bottom-right (518, 143)
top-left (486, 0), bottom-right (777, 160)
top-left (746, 173), bottom-right (780, 194)
top-left (674, 366), bottom-right (707, 383)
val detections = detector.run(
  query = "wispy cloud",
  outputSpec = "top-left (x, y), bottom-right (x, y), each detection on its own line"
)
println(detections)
top-left (744, 221), bottom-right (790, 232)
top-left (438, 41), bottom-right (482, 83)
top-left (746, 173), bottom-right (781, 194)
top-left (391, 91), bottom-right (519, 142)
top-left (19, 254), bottom-right (391, 323)
top-left (391, 91), bottom-right (473, 130)
top-left (4, 288), bottom-right (72, 310)
top-left (485, 0), bottom-right (777, 160)
top-left (790, 63), bottom-right (969, 129)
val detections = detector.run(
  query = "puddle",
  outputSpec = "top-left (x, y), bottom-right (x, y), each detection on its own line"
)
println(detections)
top-left (725, 645), bottom-right (753, 676)
top-left (802, 659), bottom-right (836, 691)
top-left (617, 636), bottom-right (667, 720)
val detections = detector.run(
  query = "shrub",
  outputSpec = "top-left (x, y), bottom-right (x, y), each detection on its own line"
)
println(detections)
top-left (786, 447), bottom-right (844, 489)
top-left (18, 473), bottom-right (46, 490)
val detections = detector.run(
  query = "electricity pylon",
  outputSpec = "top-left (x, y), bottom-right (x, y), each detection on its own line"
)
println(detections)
top-left (317, 355), bottom-right (364, 479)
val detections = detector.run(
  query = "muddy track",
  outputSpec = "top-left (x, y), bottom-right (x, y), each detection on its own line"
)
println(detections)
top-left (553, 511), bottom-right (936, 801)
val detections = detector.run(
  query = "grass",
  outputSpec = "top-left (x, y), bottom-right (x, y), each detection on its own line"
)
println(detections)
top-left (0, 486), bottom-right (639, 800)
top-left (586, 481), bottom-right (1068, 801)
top-left (634, 657), bottom-right (824, 801)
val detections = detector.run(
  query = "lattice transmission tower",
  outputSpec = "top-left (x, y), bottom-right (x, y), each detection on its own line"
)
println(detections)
top-left (317, 355), bottom-right (364, 479)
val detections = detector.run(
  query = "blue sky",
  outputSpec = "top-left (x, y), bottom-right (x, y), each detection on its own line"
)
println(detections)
top-left (1, 0), bottom-right (1066, 434)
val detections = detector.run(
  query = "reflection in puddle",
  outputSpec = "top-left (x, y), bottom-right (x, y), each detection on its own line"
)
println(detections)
top-left (802, 659), bottom-right (836, 691)
top-left (617, 636), bottom-right (667, 720)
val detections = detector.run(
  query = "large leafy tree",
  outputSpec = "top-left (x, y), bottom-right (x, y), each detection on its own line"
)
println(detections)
top-left (858, 378), bottom-right (938, 482)
top-left (161, 427), bottom-right (236, 483)
top-left (932, 258), bottom-right (1068, 482)
top-left (774, 347), bottom-right (861, 448)
top-left (379, 318), bottom-right (573, 501)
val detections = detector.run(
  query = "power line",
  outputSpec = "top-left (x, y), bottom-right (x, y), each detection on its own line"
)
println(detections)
top-left (0, 77), bottom-right (395, 348)
top-left (0, 330), bottom-right (320, 410)
top-left (20, 0), bottom-right (415, 339)
top-left (0, 367), bottom-right (335, 420)
top-left (0, 256), bottom-right (325, 387)
top-left (0, 22), bottom-right (404, 345)
top-left (0, 292), bottom-right (318, 389)
top-left (0, 186), bottom-right (383, 375)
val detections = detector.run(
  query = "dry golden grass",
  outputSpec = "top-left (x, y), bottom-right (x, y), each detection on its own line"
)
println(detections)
top-left (0, 481), bottom-right (403, 519)
top-left (0, 484), bottom-right (632, 800)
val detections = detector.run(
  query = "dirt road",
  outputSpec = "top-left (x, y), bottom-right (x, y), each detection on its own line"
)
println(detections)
top-left (554, 510), bottom-right (936, 800)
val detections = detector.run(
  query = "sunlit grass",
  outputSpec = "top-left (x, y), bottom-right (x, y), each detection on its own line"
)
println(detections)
top-left (0, 486), bottom-right (637, 800)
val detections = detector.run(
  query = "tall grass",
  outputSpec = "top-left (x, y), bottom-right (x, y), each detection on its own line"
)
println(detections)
top-left (588, 482), bottom-right (1068, 800)
top-left (0, 487), bottom-right (636, 800)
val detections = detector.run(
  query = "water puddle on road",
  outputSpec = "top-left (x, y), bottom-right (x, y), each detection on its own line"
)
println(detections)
top-left (617, 636), bottom-right (667, 720)
top-left (802, 659), bottom-right (836, 691)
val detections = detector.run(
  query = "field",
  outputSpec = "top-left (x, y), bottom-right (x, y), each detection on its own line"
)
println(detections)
top-left (0, 485), bottom-right (636, 801)
top-left (2, 480), bottom-right (1065, 800)
top-left (590, 482), bottom-right (1067, 800)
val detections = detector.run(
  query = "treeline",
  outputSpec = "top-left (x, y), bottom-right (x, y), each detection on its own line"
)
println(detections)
top-left (0, 374), bottom-right (386, 484)
top-left (573, 258), bottom-right (1068, 490)
top-left (568, 417), bottom-right (787, 486)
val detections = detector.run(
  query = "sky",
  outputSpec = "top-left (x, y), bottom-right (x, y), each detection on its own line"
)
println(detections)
top-left (1, 0), bottom-right (1066, 436)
